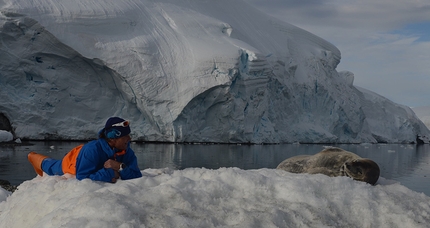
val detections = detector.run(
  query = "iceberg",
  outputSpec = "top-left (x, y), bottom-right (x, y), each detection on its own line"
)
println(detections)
top-left (0, 0), bottom-right (428, 143)
top-left (0, 130), bottom-right (13, 142)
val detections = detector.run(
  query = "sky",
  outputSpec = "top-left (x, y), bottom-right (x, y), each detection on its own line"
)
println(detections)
top-left (245, 0), bottom-right (430, 108)
top-left (1, 167), bottom-right (430, 227)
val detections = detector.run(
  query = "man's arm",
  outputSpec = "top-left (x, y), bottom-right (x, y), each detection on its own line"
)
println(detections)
top-left (75, 147), bottom-right (116, 183)
top-left (118, 148), bottom-right (142, 180)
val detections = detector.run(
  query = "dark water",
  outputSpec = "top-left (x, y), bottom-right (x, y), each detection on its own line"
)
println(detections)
top-left (1, 141), bottom-right (429, 196)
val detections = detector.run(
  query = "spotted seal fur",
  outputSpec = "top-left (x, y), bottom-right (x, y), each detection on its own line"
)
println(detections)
top-left (277, 147), bottom-right (380, 185)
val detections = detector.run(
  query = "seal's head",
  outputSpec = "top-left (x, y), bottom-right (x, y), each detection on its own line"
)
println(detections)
top-left (341, 159), bottom-right (380, 185)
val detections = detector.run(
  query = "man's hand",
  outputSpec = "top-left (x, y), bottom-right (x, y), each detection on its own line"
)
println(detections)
top-left (114, 170), bottom-right (120, 181)
top-left (114, 170), bottom-right (120, 178)
top-left (105, 159), bottom-right (121, 183)
top-left (104, 159), bottom-right (121, 171)
top-left (110, 169), bottom-right (121, 183)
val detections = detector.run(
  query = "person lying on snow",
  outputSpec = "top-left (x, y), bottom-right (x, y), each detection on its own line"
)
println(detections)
top-left (28, 117), bottom-right (142, 183)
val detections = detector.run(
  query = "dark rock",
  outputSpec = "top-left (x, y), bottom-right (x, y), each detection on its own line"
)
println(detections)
top-left (0, 179), bottom-right (17, 193)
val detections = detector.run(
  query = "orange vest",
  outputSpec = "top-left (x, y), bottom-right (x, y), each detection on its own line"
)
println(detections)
top-left (61, 144), bottom-right (126, 175)
top-left (62, 144), bottom-right (84, 175)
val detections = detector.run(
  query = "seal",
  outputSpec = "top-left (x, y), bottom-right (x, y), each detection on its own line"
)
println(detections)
top-left (276, 147), bottom-right (380, 185)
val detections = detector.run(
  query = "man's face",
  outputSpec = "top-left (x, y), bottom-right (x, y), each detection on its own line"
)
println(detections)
top-left (111, 134), bottom-right (131, 151)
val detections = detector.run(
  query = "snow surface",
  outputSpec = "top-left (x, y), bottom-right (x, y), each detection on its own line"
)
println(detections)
top-left (0, 0), bottom-right (429, 143)
top-left (0, 187), bottom-right (9, 202)
top-left (1, 168), bottom-right (430, 228)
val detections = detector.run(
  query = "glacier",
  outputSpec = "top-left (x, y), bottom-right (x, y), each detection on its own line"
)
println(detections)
top-left (0, 0), bottom-right (428, 143)
top-left (412, 106), bottom-right (430, 130)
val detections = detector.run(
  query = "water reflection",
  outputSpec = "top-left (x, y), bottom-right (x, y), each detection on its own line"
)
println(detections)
top-left (0, 142), bottom-right (429, 196)
top-left (133, 143), bottom-right (321, 170)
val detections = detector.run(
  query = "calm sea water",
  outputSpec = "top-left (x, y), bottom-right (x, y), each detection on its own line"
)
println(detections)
top-left (1, 141), bottom-right (429, 196)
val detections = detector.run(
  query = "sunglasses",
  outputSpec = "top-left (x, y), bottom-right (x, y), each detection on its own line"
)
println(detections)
top-left (111, 120), bottom-right (130, 127)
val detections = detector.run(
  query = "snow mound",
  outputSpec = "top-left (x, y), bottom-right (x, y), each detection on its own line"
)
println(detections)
top-left (1, 168), bottom-right (429, 228)
top-left (0, 188), bottom-right (10, 202)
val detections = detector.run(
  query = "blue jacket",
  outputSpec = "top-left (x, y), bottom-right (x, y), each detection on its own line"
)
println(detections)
top-left (74, 138), bottom-right (142, 182)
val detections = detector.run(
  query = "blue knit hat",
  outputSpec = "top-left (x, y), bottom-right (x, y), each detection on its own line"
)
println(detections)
top-left (103, 117), bottom-right (131, 139)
